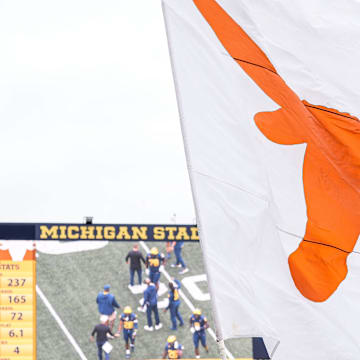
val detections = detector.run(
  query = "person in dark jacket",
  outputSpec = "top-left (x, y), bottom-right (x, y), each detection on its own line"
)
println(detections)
top-left (164, 279), bottom-right (184, 330)
top-left (125, 244), bottom-right (146, 286)
top-left (90, 315), bottom-right (114, 360)
top-left (142, 278), bottom-right (162, 331)
top-left (96, 285), bottom-right (120, 331)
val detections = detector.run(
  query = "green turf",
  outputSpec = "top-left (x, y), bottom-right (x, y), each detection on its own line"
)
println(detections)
top-left (37, 294), bottom-right (79, 359)
top-left (36, 241), bottom-right (252, 359)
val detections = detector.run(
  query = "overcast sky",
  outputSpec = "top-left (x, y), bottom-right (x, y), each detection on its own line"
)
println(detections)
top-left (0, 0), bottom-right (195, 224)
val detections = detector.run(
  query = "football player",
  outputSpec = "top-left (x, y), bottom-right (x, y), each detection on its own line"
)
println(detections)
top-left (164, 280), bottom-right (184, 330)
top-left (116, 306), bottom-right (138, 358)
top-left (145, 247), bottom-right (165, 289)
top-left (162, 335), bottom-right (183, 359)
top-left (189, 309), bottom-right (209, 359)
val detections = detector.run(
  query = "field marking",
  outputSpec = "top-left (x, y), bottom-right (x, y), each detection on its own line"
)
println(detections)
top-left (36, 285), bottom-right (88, 360)
top-left (139, 241), bottom-right (234, 360)
top-left (182, 274), bottom-right (211, 301)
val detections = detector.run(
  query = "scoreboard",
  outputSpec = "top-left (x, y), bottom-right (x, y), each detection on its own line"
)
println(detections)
top-left (0, 224), bottom-right (205, 360)
top-left (0, 260), bottom-right (35, 360)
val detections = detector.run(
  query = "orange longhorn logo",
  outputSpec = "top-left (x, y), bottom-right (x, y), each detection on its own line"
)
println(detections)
top-left (194, 0), bottom-right (360, 302)
top-left (0, 249), bottom-right (36, 261)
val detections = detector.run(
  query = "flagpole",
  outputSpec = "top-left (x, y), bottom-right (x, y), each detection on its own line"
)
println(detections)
top-left (161, 2), bottom-right (228, 359)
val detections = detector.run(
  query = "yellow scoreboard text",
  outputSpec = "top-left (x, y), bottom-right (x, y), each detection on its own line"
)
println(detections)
top-left (38, 224), bottom-right (199, 241)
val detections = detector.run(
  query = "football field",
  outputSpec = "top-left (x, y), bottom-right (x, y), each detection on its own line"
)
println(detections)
top-left (36, 241), bottom-right (252, 359)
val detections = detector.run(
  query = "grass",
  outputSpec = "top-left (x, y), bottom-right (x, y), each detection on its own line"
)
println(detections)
top-left (36, 241), bottom-right (252, 359)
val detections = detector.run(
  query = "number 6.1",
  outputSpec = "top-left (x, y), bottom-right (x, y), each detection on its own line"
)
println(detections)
top-left (9, 329), bottom-right (24, 337)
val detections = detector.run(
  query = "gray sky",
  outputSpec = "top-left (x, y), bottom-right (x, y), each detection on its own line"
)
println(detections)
top-left (0, 0), bottom-right (195, 223)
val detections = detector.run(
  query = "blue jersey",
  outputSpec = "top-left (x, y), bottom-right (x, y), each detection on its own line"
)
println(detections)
top-left (168, 288), bottom-right (180, 306)
top-left (190, 314), bottom-right (207, 334)
top-left (146, 253), bottom-right (165, 273)
top-left (120, 313), bottom-right (138, 331)
top-left (165, 341), bottom-right (183, 359)
top-left (96, 292), bottom-right (120, 315)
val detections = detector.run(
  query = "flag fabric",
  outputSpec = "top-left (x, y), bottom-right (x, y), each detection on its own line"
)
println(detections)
top-left (162, 0), bottom-right (360, 358)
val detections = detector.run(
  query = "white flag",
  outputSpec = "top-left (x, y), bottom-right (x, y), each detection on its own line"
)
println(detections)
top-left (162, 0), bottom-right (360, 358)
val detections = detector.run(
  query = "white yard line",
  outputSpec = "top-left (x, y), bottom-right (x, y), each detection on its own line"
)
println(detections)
top-left (36, 285), bottom-right (88, 360)
top-left (139, 241), bottom-right (235, 360)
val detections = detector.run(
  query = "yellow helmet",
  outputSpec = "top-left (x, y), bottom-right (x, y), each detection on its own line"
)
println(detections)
top-left (167, 335), bottom-right (176, 343)
top-left (150, 247), bottom-right (159, 255)
top-left (124, 306), bottom-right (132, 314)
top-left (193, 308), bottom-right (202, 316)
